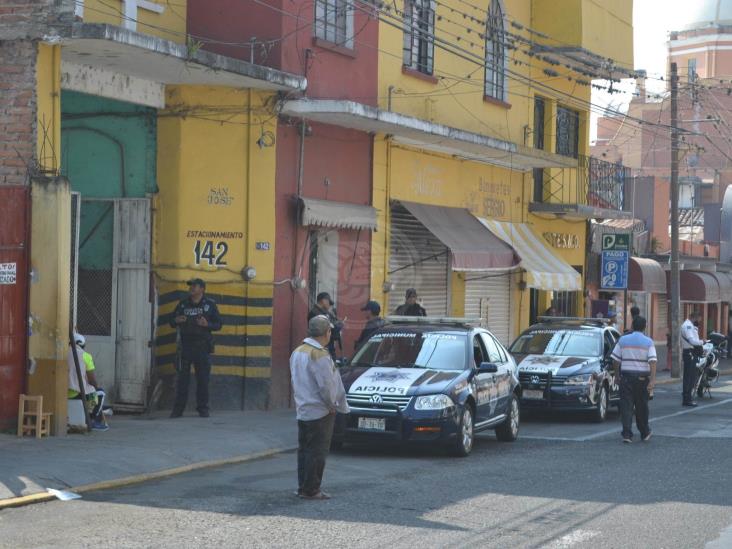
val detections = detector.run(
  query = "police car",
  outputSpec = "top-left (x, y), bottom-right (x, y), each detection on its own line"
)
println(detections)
top-left (508, 317), bottom-right (621, 422)
top-left (333, 317), bottom-right (521, 457)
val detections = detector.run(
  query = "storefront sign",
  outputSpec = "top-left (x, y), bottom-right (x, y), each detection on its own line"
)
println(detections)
top-left (186, 231), bottom-right (244, 267)
top-left (543, 232), bottom-right (580, 249)
top-left (478, 177), bottom-right (510, 219)
top-left (208, 187), bottom-right (234, 206)
top-left (0, 262), bottom-right (16, 284)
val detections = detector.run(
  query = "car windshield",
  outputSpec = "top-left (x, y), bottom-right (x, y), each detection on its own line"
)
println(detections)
top-left (509, 329), bottom-right (601, 358)
top-left (352, 331), bottom-right (467, 371)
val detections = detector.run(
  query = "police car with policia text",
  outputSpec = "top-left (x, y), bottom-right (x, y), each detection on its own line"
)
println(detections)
top-left (508, 317), bottom-right (621, 422)
top-left (332, 317), bottom-right (521, 457)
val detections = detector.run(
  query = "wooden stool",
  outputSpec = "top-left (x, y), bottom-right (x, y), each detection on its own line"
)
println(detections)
top-left (17, 395), bottom-right (52, 438)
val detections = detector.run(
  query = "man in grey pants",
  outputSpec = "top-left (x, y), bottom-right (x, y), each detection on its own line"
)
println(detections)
top-left (290, 315), bottom-right (350, 500)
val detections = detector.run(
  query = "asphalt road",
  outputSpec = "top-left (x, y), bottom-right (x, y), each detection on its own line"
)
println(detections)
top-left (2, 379), bottom-right (732, 549)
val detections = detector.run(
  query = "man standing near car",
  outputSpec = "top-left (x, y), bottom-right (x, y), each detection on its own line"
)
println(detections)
top-left (290, 315), bottom-right (350, 500)
top-left (395, 288), bottom-right (427, 316)
top-left (170, 278), bottom-right (222, 418)
top-left (611, 315), bottom-right (657, 443)
top-left (681, 311), bottom-right (704, 407)
top-left (354, 300), bottom-right (385, 352)
top-left (308, 292), bottom-right (343, 360)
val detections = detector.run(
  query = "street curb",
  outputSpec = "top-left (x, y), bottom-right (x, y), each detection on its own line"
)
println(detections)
top-left (0, 445), bottom-right (297, 511)
top-left (654, 368), bottom-right (732, 386)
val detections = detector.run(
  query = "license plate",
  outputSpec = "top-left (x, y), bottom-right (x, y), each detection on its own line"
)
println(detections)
top-left (358, 417), bottom-right (386, 431)
top-left (523, 389), bottom-right (544, 400)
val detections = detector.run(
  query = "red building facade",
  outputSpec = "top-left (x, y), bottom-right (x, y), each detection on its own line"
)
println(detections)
top-left (189, 0), bottom-right (379, 407)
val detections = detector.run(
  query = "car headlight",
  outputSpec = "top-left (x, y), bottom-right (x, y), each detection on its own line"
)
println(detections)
top-left (565, 374), bottom-right (594, 385)
top-left (414, 394), bottom-right (455, 410)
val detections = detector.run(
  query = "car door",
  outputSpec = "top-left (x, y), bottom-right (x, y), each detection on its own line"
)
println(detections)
top-left (604, 329), bottom-right (620, 397)
top-left (480, 332), bottom-right (510, 416)
top-left (471, 334), bottom-right (498, 423)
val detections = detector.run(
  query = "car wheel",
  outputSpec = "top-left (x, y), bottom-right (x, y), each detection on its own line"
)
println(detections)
top-left (452, 406), bottom-right (474, 457)
top-left (496, 394), bottom-right (520, 442)
top-left (593, 384), bottom-right (608, 423)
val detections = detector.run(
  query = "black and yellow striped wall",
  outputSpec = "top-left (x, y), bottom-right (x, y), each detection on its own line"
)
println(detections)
top-left (154, 283), bottom-right (274, 410)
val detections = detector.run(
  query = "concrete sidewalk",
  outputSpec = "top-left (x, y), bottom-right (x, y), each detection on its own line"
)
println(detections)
top-left (0, 409), bottom-right (297, 505)
top-left (1, 356), bottom-right (729, 508)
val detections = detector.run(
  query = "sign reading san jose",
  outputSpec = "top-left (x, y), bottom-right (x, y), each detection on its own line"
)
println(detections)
top-left (600, 233), bottom-right (630, 289)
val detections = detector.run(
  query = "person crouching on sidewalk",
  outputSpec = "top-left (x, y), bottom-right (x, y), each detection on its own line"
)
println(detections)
top-left (68, 334), bottom-right (108, 431)
top-left (290, 315), bottom-right (350, 500)
top-left (611, 315), bottom-right (657, 443)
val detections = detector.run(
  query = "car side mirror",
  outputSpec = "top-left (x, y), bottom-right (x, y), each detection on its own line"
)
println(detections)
top-left (478, 362), bottom-right (498, 373)
top-left (335, 358), bottom-right (349, 368)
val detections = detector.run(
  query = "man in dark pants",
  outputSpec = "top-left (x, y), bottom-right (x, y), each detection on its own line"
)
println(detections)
top-left (611, 315), bottom-right (657, 443)
top-left (170, 278), bottom-right (222, 418)
top-left (681, 311), bottom-right (704, 407)
top-left (290, 315), bottom-right (350, 500)
top-left (354, 300), bottom-right (385, 352)
top-left (623, 306), bottom-right (640, 335)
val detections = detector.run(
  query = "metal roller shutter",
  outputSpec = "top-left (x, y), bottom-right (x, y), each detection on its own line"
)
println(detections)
top-left (465, 273), bottom-right (512, 345)
top-left (389, 205), bottom-right (449, 316)
top-left (657, 294), bottom-right (668, 337)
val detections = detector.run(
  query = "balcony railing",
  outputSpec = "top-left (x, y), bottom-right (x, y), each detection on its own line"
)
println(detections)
top-left (534, 154), bottom-right (630, 212)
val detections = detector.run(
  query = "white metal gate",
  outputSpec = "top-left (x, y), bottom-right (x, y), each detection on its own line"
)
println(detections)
top-left (465, 273), bottom-right (512, 345)
top-left (389, 205), bottom-right (449, 316)
top-left (71, 197), bottom-right (151, 409)
top-left (114, 198), bottom-right (152, 408)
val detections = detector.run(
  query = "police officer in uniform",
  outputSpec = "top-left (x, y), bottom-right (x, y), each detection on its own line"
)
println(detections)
top-left (170, 278), bottom-right (222, 418)
top-left (680, 311), bottom-right (704, 407)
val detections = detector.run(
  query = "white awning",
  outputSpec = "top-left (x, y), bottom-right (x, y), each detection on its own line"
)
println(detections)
top-left (478, 219), bottom-right (582, 291)
top-left (300, 197), bottom-right (378, 231)
top-left (280, 100), bottom-right (577, 171)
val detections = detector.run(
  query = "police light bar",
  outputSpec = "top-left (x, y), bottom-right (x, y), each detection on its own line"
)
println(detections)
top-left (537, 316), bottom-right (612, 326)
top-left (385, 316), bottom-right (482, 326)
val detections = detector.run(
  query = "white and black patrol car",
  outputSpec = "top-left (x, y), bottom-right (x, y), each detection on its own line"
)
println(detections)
top-left (507, 317), bottom-right (621, 422)
top-left (332, 317), bottom-right (521, 457)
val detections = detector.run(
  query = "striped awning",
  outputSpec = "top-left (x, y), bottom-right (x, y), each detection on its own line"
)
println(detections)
top-left (478, 219), bottom-right (582, 291)
top-left (299, 197), bottom-right (378, 231)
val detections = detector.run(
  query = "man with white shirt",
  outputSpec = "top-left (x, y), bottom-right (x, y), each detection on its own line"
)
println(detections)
top-left (290, 315), bottom-right (350, 500)
top-left (611, 316), bottom-right (657, 443)
top-left (680, 311), bottom-right (704, 407)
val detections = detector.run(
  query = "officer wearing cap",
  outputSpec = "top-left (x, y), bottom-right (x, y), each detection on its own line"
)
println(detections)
top-left (354, 300), bottom-right (385, 352)
top-left (395, 288), bottom-right (427, 316)
top-left (169, 278), bottom-right (222, 418)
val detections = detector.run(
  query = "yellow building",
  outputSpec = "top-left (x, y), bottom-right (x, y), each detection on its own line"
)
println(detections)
top-left (27, 1), bottom-right (306, 429)
top-left (283, 0), bottom-right (634, 344)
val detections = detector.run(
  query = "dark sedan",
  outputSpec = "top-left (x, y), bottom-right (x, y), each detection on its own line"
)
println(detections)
top-left (333, 317), bottom-right (521, 457)
top-left (508, 318), bottom-right (621, 422)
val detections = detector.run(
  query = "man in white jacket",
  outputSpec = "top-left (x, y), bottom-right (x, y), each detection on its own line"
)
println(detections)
top-left (290, 315), bottom-right (350, 500)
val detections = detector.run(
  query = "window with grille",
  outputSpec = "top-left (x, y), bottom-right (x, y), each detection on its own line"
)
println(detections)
top-left (484, 0), bottom-right (506, 100)
top-left (556, 105), bottom-right (580, 158)
top-left (403, 0), bottom-right (435, 75)
top-left (532, 96), bottom-right (546, 202)
top-left (688, 58), bottom-right (697, 83)
top-left (314, 0), bottom-right (354, 48)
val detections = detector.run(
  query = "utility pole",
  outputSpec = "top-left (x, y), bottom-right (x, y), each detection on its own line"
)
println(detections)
top-left (670, 62), bottom-right (681, 378)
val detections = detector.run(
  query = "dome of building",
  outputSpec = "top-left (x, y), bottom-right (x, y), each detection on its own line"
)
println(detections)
top-left (681, 0), bottom-right (732, 30)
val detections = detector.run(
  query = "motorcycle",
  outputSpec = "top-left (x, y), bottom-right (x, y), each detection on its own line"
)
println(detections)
top-left (693, 332), bottom-right (727, 399)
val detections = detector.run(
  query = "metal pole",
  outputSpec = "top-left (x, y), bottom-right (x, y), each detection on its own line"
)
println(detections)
top-left (670, 62), bottom-right (681, 378)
